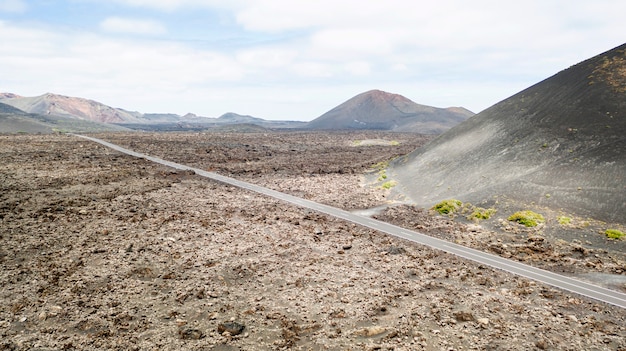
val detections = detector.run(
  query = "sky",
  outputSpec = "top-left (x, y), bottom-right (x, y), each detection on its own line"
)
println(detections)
top-left (1, 0), bottom-right (625, 121)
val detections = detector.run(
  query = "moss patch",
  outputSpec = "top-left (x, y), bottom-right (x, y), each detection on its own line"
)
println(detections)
top-left (381, 181), bottom-right (397, 190)
top-left (605, 229), bottom-right (625, 240)
top-left (432, 199), bottom-right (462, 215)
top-left (469, 207), bottom-right (497, 220)
top-left (508, 210), bottom-right (545, 227)
top-left (557, 216), bottom-right (572, 225)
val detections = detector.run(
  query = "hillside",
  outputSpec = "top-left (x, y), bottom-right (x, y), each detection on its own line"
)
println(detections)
top-left (0, 92), bottom-right (306, 131)
top-left (0, 102), bottom-right (129, 133)
top-left (305, 90), bottom-right (473, 133)
top-left (0, 93), bottom-right (142, 123)
top-left (390, 43), bottom-right (626, 223)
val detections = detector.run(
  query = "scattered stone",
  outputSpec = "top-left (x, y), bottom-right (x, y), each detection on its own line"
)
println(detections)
top-left (218, 321), bottom-right (245, 336)
top-left (453, 311), bottom-right (475, 322)
top-left (385, 246), bottom-right (406, 255)
top-left (477, 318), bottom-right (490, 326)
top-left (178, 328), bottom-right (204, 340)
top-left (536, 339), bottom-right (549, 349)
top-left (354, 326), bottom-right (387, 337)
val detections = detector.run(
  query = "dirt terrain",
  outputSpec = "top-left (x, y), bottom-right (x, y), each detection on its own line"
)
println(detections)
top-left (1, 132), bottom-right (625, 350)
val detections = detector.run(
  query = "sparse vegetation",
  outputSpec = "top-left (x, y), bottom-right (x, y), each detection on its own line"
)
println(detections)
top-left (371, 160), bottom-right (389, 171)
top-left (469, 207), bottom-right (497, 220)
top-left (381, 180), bottom-right (397, 189)
top-left (371, 159), bottom-right (397, 182)
top-left (432, 199), bottom-right (462, 215)
top-left (605, 229), bottom-right (625, 240)
top-left (508, 210), bottom-right (545, 227)
top-left (557, 216), bottom-right (572, 225)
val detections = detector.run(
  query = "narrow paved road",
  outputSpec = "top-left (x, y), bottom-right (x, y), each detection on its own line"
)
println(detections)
top-left (74, 134), bottom-right (626, 309)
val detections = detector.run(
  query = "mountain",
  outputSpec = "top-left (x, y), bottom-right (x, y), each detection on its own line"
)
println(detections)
top-left (0, 92), bottom-right (307, 131)
top-left (305, 90), bottom-right (474, 133)
top-left (218, 112), bottom-right (265, 124)
top-left (0, 102), bottom-right (130, 133)
top-left (390, 43), bottom-right (626, 223)
top-left (0, 93), bottom-right (142, 123)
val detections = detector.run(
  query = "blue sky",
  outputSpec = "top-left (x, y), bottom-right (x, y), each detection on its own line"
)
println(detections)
top-left (1, 0), bottom-right (625, 120)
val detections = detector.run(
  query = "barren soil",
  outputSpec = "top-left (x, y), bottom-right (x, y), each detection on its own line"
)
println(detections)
top-left (1, 132), bottom-right (625, 350)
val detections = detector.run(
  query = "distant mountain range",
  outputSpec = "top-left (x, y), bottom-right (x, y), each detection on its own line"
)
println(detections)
top-left (0, 92), bottom-right (141, 123)
top-left (305, 90), bottom-right (474, 134)
top-left (0, 90), bottom-right (472, 134)
top-left (0, 92), bottom-right (308, 132)
top-left (391, 43), bottom-right (626, 223)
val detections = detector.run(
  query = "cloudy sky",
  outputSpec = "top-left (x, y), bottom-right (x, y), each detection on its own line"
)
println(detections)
top-left (1, 0), bottom-right (625, 120)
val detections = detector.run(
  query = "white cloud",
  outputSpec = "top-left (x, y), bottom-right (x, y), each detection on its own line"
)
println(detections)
top-left (100, 17), bottom-right (167, 35)
top-left (2, 0), bottom-right (626, 119)
top-left (344, 61), bottom-right (371, 76)
top-left (236, 48), bottom-right (298, 68)
top-left (0, 21), bottom-right (244, 109)
top-left (0, 0), bottom-right (26, 12)
top-left (290, 62), bottom-right (333, 78)
top-left (309, 28), bottom-right (395, 60)
top-left (100, 0), bottom-right (243, 12)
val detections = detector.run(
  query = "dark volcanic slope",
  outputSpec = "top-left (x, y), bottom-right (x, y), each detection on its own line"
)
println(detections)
top-left (305, 90), bottom-right (473, 133)
top-left (391, 44), bottom-right (626, 223)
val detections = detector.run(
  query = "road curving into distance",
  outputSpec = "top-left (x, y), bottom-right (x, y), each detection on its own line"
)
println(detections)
top-left (73, 134), bottom-right (626, 309)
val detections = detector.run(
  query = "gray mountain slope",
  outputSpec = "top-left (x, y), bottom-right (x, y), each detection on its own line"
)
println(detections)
top-left (390, 44), bottom-right (626, 223)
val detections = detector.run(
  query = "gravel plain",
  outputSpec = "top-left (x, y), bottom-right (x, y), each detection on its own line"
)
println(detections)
top-left (1, 132), bottom-right (625, 350)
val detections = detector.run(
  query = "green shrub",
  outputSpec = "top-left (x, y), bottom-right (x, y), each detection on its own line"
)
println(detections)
top-left (432, 199), bottom-right (462, 215)
top-left (508, 210), bottom-right (545, 227)
top-left (557, 216), bottom-right (572, 225)
top-left (371, 161), bottom-right (389, 171)
top-left (605, 229), bottom-right (625, 240)
top-left (381, 181), bottom-right (397, 190)
top-left (469, 207), bottom-right (497, 220)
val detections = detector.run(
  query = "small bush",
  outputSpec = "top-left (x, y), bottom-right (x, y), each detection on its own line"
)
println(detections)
top-left (469, 207), bottom-right (497, 220)
top-left (605, 229), bottom-right (625, 240)
top-left (557, 216), bottom-right (572, 225)
top-left (432, 199), bottom-right (462, 215)
top-left (371, 161), bottom-right (389, 171)
top-left (508, 210), bottom-right (545, 227)
top-left (381, 181), bottom-right (397, 190)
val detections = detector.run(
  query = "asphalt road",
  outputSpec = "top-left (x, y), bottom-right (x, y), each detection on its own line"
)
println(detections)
top-left (74, 134), bottom-right (626, 309)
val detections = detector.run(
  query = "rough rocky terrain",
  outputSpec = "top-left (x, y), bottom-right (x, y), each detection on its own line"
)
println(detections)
top-left (1, 132), bottom-right (625, 350)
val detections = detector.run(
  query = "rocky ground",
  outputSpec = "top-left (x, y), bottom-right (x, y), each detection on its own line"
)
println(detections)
top-left (1, 132), bottom-right (625, 350)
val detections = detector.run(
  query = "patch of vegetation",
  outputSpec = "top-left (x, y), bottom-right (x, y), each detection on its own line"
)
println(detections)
top-left (605, 229), bottom-right (625, 240)
top-left (371, 159), bottom-right (394, 182)
top-left (469, 207), bottom-right (497, 220)
top-left (432, 199), bottom-right (462, 215)
top-left (390, 140), bottom-right (400, 146)
top-left (381, 180), bottom-right (397, 190)
top-left (371, 160), bottom-right (389, 171)
top-left (557, 216), bottom-right (572, 225)
top-left (508, 210), bottom-right (545, 227)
